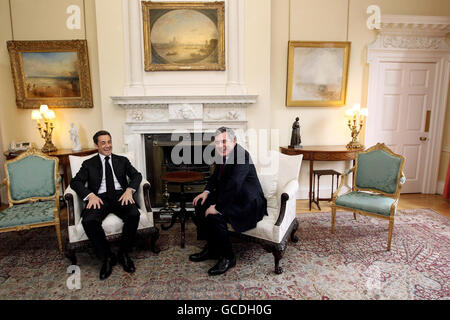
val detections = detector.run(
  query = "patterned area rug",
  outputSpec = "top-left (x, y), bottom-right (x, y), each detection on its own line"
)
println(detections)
top-left (0, 208), bottom-right (448, 300)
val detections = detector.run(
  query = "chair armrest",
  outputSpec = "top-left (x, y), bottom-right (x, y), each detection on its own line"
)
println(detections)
top-left (332, 166), bottom-right (355, 201)
top-left (275, 179), bottom-right (299, 226)
top-left (135, 179), bottom-right (152, 212)
top-left (64, 186), bottom-right (83, 227)
top-left (400, 172), bottom-right (406, 185)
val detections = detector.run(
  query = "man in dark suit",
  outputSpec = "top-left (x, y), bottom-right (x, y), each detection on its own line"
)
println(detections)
top-left (70, 130), bottom-right (142, 280)
top-left (191, 127), bottom-right (267, 275)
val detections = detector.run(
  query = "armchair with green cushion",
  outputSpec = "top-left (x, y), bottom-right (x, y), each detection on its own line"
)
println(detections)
top-left (0, 148), bottom-right (62, 253)
top-left (330, 143), bottom-right (405, 251)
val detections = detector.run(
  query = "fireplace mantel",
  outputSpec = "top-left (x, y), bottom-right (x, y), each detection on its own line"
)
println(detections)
top-left (111, 94), bottom-right (257, 179)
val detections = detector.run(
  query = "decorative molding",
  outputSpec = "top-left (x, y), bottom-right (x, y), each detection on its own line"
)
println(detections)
top-left (369, 15), bottom-right (450, 51)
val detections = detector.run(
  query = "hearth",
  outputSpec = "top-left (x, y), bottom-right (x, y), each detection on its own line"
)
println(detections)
top-left (145, 133), bottom-right (215, 207)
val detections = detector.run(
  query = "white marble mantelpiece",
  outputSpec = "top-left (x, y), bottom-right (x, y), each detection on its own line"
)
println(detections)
top-left (111, 94), bottom-right (257, 178)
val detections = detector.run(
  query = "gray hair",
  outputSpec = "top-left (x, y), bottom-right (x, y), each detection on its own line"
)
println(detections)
top-left (215, 126), bottom-right (236, 141)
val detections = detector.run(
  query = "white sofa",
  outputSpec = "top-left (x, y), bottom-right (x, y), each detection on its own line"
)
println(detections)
top-left (228, 150), bottom-right (303, 274)
top-left (63, 152), bottom-right (160, 264)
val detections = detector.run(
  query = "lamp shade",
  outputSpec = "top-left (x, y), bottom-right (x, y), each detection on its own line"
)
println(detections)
top-left (31, 110), bottom-right (42, 120)
top-left (44, 110), bottom-right (56, 120)
top-left (39, 104), bottom-right (49, 113)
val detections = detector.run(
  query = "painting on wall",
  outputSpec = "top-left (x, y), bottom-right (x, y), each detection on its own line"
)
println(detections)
top-left (142, 1), bottom-right (225, 71)
top-left (7, 40), bottom-right (93, 108)
top-left (286, 41), bottom-right (351, 107)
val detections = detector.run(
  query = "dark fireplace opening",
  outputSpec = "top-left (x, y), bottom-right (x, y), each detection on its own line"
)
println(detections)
top-left (145, 133), bottom-right (215, 207)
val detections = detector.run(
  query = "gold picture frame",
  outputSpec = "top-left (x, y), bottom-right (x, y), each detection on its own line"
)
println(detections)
top-left (286, 41), bottom-right (350, 107)
top-left (7, 40), bottom-right (93, 108)
top-left (142, 1), bottom-right (225, 71)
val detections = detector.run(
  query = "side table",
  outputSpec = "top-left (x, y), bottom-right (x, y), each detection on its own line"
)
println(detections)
top-left (159, 171), bottom-right (204, 248)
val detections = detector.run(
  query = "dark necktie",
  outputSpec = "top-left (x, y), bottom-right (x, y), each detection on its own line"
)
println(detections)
top-left (219, 156), bottom-right (226, 177)
top-left (104, 156), bottom-right (115, 198)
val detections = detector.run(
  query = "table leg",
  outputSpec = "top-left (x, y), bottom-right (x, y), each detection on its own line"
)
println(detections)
top-left (179, 184), bottom-right (186, 249)
top-left (309, 159), bottom-right (313, 210)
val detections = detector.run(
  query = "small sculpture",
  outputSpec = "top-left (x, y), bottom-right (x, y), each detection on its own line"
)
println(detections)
top-left (69, 123), bottom-right (82, 151)
top-left (289, 117), bottom-right (302, 149)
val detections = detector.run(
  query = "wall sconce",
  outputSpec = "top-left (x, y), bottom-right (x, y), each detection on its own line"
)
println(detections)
top-left (31, 104), bottom-right (57, 153)
top-left (345, 104), bottom-right (368, 149)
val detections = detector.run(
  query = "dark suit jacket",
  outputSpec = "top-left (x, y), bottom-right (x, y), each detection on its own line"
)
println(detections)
top-left (205, 144), bottom-right (267, 233)
top-left (70, 153), bottom-right (142, 203)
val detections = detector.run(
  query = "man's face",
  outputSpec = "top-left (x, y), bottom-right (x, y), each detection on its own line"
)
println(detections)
top-left (95, 134), bottom-right (112, 156)
top-left (215, 132), bottom-right (236, 157)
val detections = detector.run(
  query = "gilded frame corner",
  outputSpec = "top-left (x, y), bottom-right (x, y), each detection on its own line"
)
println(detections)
top-left (7, 40), bottom-right (93, 109)
top-left (286, 41), bottom-right (351, 107)
top-left (142, 1), bottom-right (225, 71)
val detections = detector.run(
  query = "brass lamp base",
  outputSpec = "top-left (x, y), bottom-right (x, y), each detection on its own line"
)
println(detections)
top-left (41, 141), bottom-right (57, 153)
top-left (346, 140), bottom-right (364, 149)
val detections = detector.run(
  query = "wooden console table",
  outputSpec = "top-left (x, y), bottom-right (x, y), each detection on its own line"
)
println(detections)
top-left (280, 145), bottom-right (363, 210)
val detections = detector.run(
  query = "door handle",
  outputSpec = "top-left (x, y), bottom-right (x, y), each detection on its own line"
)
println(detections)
top-left (419, 137), bottom-right (427, 141)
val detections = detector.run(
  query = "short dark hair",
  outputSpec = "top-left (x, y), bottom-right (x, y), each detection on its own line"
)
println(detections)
top-left (215, 127), bottom-right (236, 141)
top-left (93, 130), bottom-right (111, 145)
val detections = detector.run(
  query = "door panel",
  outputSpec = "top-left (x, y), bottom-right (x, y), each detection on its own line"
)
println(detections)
top-left (368, 62), bottom-right (436, 193)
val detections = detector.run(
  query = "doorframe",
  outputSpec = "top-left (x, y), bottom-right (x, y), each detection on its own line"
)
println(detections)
top-left (366, 15), bottom-right (450, 194)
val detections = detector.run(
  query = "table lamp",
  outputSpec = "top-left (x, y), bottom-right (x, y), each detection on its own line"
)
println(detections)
top-left (31, 105), bottom-right (57, 152)
top-left (345, 104), bottom-right (368, 149)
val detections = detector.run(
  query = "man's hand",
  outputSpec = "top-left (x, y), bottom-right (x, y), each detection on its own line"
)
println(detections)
top-left (86, 193), bottom-right (104, 209)
top-left (119, 188), bottom-right (135, 206)
top-left (193, 191), bottom-right (209, 206)
top-left (205, 204), bottom-right (219, 217)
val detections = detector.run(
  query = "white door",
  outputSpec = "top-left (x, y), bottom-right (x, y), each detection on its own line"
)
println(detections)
top-left (366, 62), bottom-right (436, 193)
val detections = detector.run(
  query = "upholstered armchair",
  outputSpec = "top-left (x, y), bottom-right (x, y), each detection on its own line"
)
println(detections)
top-left (228, 150), bottom-right (303, 274)
top-left (330, 143), bottom-right (405, 251)
top-left (0, 148), bottom-right (62, 253)
top-left (63, 152), bottom-right (160, 265)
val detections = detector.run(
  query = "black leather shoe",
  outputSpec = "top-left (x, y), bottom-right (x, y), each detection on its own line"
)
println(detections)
top-left (189, 245), bottom-right (218, 262)
top-left (117, 252), bottom-right (136, 273)
top-left (99, 253), bottom-right (117, 280)
top-left (207, 256), bottom-right (236, 276)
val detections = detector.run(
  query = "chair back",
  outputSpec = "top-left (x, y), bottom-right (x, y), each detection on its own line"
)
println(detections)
top-left (354, 143), bottom-right (405, 196)
top-left (4, 148), bottom-right (59, 204)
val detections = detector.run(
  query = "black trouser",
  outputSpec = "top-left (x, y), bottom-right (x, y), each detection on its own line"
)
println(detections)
top-left (81, 191), bottom-right (140, 261)
top-left (193, 196), bottom-right (234, 260)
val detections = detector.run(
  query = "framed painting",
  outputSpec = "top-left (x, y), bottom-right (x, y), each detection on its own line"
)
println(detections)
top-left (142, 1), bottom-right (225, 71)
top-left (286, 41), bottom-right (351, 107)
top-left (7, 40), bottom-right (93, 108)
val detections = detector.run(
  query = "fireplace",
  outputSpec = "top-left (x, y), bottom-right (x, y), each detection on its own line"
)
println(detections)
top-left (145, 133), bottom-right (216, 207)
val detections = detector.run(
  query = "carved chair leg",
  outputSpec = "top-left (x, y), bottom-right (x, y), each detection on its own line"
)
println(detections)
top-left (150, 228), bottom-right (161, 254)
top-left (387, 218), bottom-right (394, 251)
top-left (331, 207), bottom-right (336, 233)
top-left (55, 222), bottom-right (63, 254)
top-left (353, 212), bottom-right (357, 220)
top-left (272, 249), bottom-right (284, 275)
top-left (290, 219), bottom-right (299, 243)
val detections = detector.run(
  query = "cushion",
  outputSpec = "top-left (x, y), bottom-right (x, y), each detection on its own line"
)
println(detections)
top-left (335, 191), bottom-right (396, 216)
top-left (6, 156), bottom-right (56, 201)
top-left (68, 208), bottom-right (153, 243)
top-left (355, 149), bottom-right (402, 194)
top-left (254, 151), bottom-right (279, 209)
top-left (0, 200), bottom-right (56, 229)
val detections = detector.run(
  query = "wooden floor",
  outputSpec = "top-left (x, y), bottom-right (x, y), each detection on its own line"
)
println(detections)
top-left (297, 193), bottom-right (450, 219)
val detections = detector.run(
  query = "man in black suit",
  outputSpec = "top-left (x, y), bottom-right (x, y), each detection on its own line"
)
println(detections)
top-left (70, 130), bottom-right (142, 280)
top-left (191, 127), bottom-right (267, 275)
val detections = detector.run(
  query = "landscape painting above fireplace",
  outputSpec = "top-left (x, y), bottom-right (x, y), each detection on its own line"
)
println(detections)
top-left (142, 1), bottom-right (225, 71)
